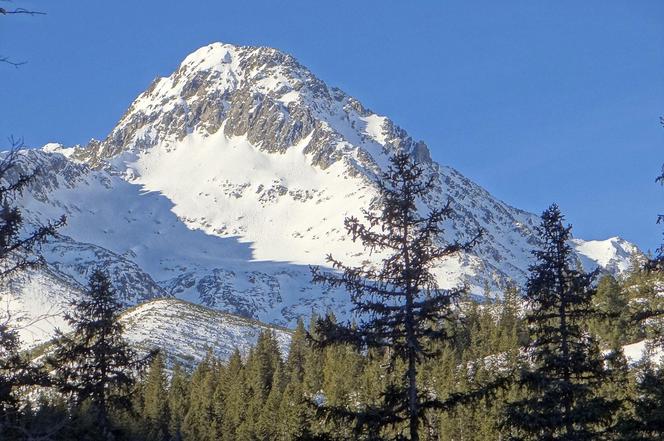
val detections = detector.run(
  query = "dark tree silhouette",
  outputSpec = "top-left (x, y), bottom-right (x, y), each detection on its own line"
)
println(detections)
top-left (0, 319), bottom-right (49, 437)
top-left (50, 270), bottom-right (147, 441)
top-left (311, 152), bottom-right (481, 440)
top-left (502, 204), bottom-right (618, 441)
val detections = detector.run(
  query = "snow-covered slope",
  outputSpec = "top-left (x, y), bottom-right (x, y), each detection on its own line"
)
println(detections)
top-left (2, 42), bottom-right (642, 353)
top-left (25, 296), bottom-right (292, 368)
top-left (1, 266), bottom-right (77, 349)
top-left (121, 298), bottom-right (291, 368)
top-left (571, 237), bottom-right (641, 275)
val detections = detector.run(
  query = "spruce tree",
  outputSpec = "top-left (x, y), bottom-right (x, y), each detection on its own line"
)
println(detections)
top-left (303, 313), bottom-right (324, 398)
top-left (168, 363), bottom-right (190, 441)
top-left (281, 324), bottom-right (315, 440)
top-left (221, 350), bottom-right (249, 441)
top-left (182, 350), bottom-right (218, 441)
top-left (502, 204), bottom-right (618, 441)
top-left (286, 319), bottom-right (308, 384)
top-left (211, 348), bottom-right (241, 441)
top-left (628, 344), bottom-right (664, 440)
top-left (320, 333), bottom-right (365, 439)
top-left (601, 347), bottom-right (635, 440)
top-left (49, 269), bottom-right (143, 440)
top-left (0, 321), bottom-right (48, 436)
top-left (279, 380), bottom-right (312, 440)
top-left (142, 352), bottom-right (170, 441)
top-left (591, 275), bottom-right (631, 348)
top-left (311, 152), bottom-right (480, 440)
top-left (247, 330), bottom-right (282, 403)
top-left (256, 363), bottom-right (284, 441)
top-left (237, 330), bottom-right (284, 440)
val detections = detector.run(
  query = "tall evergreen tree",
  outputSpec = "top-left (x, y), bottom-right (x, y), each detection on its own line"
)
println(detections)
top-left (286, 319), bottom-right (308, 384)
top-left (142, 352), bottom-right (170, 441)
top-left (256, 362), bottom-right (284, 441)
top-left (167, 363), bottom-right (190, 441)
top-left (182, 350), bottom-right (218, 441)
top-left (590, 275), bottom-right (631, 348)
top-left (0, 321), bottom-right (48, 437)
top-left (49, 269), bottom-right (144, 440)
top-left (279, 379), bottom-right (312, 440)
top-left (311, 152), bottom-right (481, 440)
top-left (502, 204), bottom-right (618, 441)
top-left (628, 343), bottom-right (664, 440)
top-left (303, 313), bottom-right (324, 398)
top-left (221, 350), bottom-right (249, 441)
top-left (247, 330), bottom-right (282, 403)
top-left (601, 347), bottom-right (635, 440)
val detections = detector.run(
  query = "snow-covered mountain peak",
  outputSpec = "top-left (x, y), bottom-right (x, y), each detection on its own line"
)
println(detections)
top-left (3, 43), bottom-right (644, 359)
top-left (71, 42), bottom-right (417, 176)
top-left (572, 236), bottom-right (642, 275)
top-left (31, 43), bottom-right (642, 295)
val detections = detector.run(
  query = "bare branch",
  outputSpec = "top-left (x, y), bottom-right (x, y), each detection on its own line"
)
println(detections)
top-left (0, 55), bottom-right (26, 67)
top-left (0, 7), bottom-right (46, 15)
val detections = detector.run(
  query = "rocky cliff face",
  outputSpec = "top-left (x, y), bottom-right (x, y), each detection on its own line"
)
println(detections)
top-left (2, 43), bottom-right (642, 352)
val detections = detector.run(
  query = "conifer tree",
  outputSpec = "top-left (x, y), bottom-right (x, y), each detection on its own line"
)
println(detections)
top-left (226, 370), bottom-right (250, 441)
top-left (281, 323), bottom-right (316, 440)
top-left (142, 352), bottom-right (170, 441)
top-left (256, 363), bottom-right (284, 441)
top-left (320, 333), bottom-right (365, 438)
top-left (311, 152), bottom-right (481, 440)
top-left (168, 363), bottom-right (190, 441)
top-left (49, 269), bottom-right (143, 440)
top-left (601, 347), bottom-right (635, 440)
top-left (591, 275), bottom-right (631, 348)
top-left (502, 204), bottom-right (618, 441)
top-left (237, 330), bottom-right (284, 440)
top-left (182, 350), bottom-right (218, 441)
top-left (0, 321), bottom-right (48, 436)
top-left (627, 344), bottom-right (664, 440)
top-left (286, 319), bottom-right (308, 384)
top-left (247, 330), bottom-right (282, 403)
top-left (279, 379), bottom-right (312, 440)
top-left (303, 313), bottom-right (324, 398)
top-left (215, 349), bottom-right (243, 441)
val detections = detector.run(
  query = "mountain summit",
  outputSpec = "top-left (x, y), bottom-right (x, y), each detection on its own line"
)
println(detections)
top-left (5, 42), bottom-right (640, 350)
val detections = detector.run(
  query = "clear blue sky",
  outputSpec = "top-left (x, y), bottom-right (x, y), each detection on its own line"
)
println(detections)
top-left (1, 1), bottom-right (662, 252)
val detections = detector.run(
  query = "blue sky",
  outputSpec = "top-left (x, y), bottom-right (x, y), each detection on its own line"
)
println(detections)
top-left (1, 1), bottom-right (662, 252)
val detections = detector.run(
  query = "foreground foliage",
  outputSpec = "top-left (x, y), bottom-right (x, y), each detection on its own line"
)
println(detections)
top-left (311, 152), bottom-right (481, 440)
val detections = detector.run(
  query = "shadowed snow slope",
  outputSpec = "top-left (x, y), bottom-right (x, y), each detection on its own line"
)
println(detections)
top-left (1, 43), bottom-right (642, 355)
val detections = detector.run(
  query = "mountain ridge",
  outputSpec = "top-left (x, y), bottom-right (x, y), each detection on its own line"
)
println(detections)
top-left (2, 42), bottom-right (643, 354)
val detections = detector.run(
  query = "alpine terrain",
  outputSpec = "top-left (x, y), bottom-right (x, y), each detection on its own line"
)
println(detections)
top-left (2, 42), bottom-right (641, 357)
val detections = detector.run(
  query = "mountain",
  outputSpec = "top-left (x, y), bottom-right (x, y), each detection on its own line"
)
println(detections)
top-left (2, 42), bottom-right (642, 354)
top-left (27, 296), bottom-right (292, 369)
top-left (121, 298), bottom-right (291, 369)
